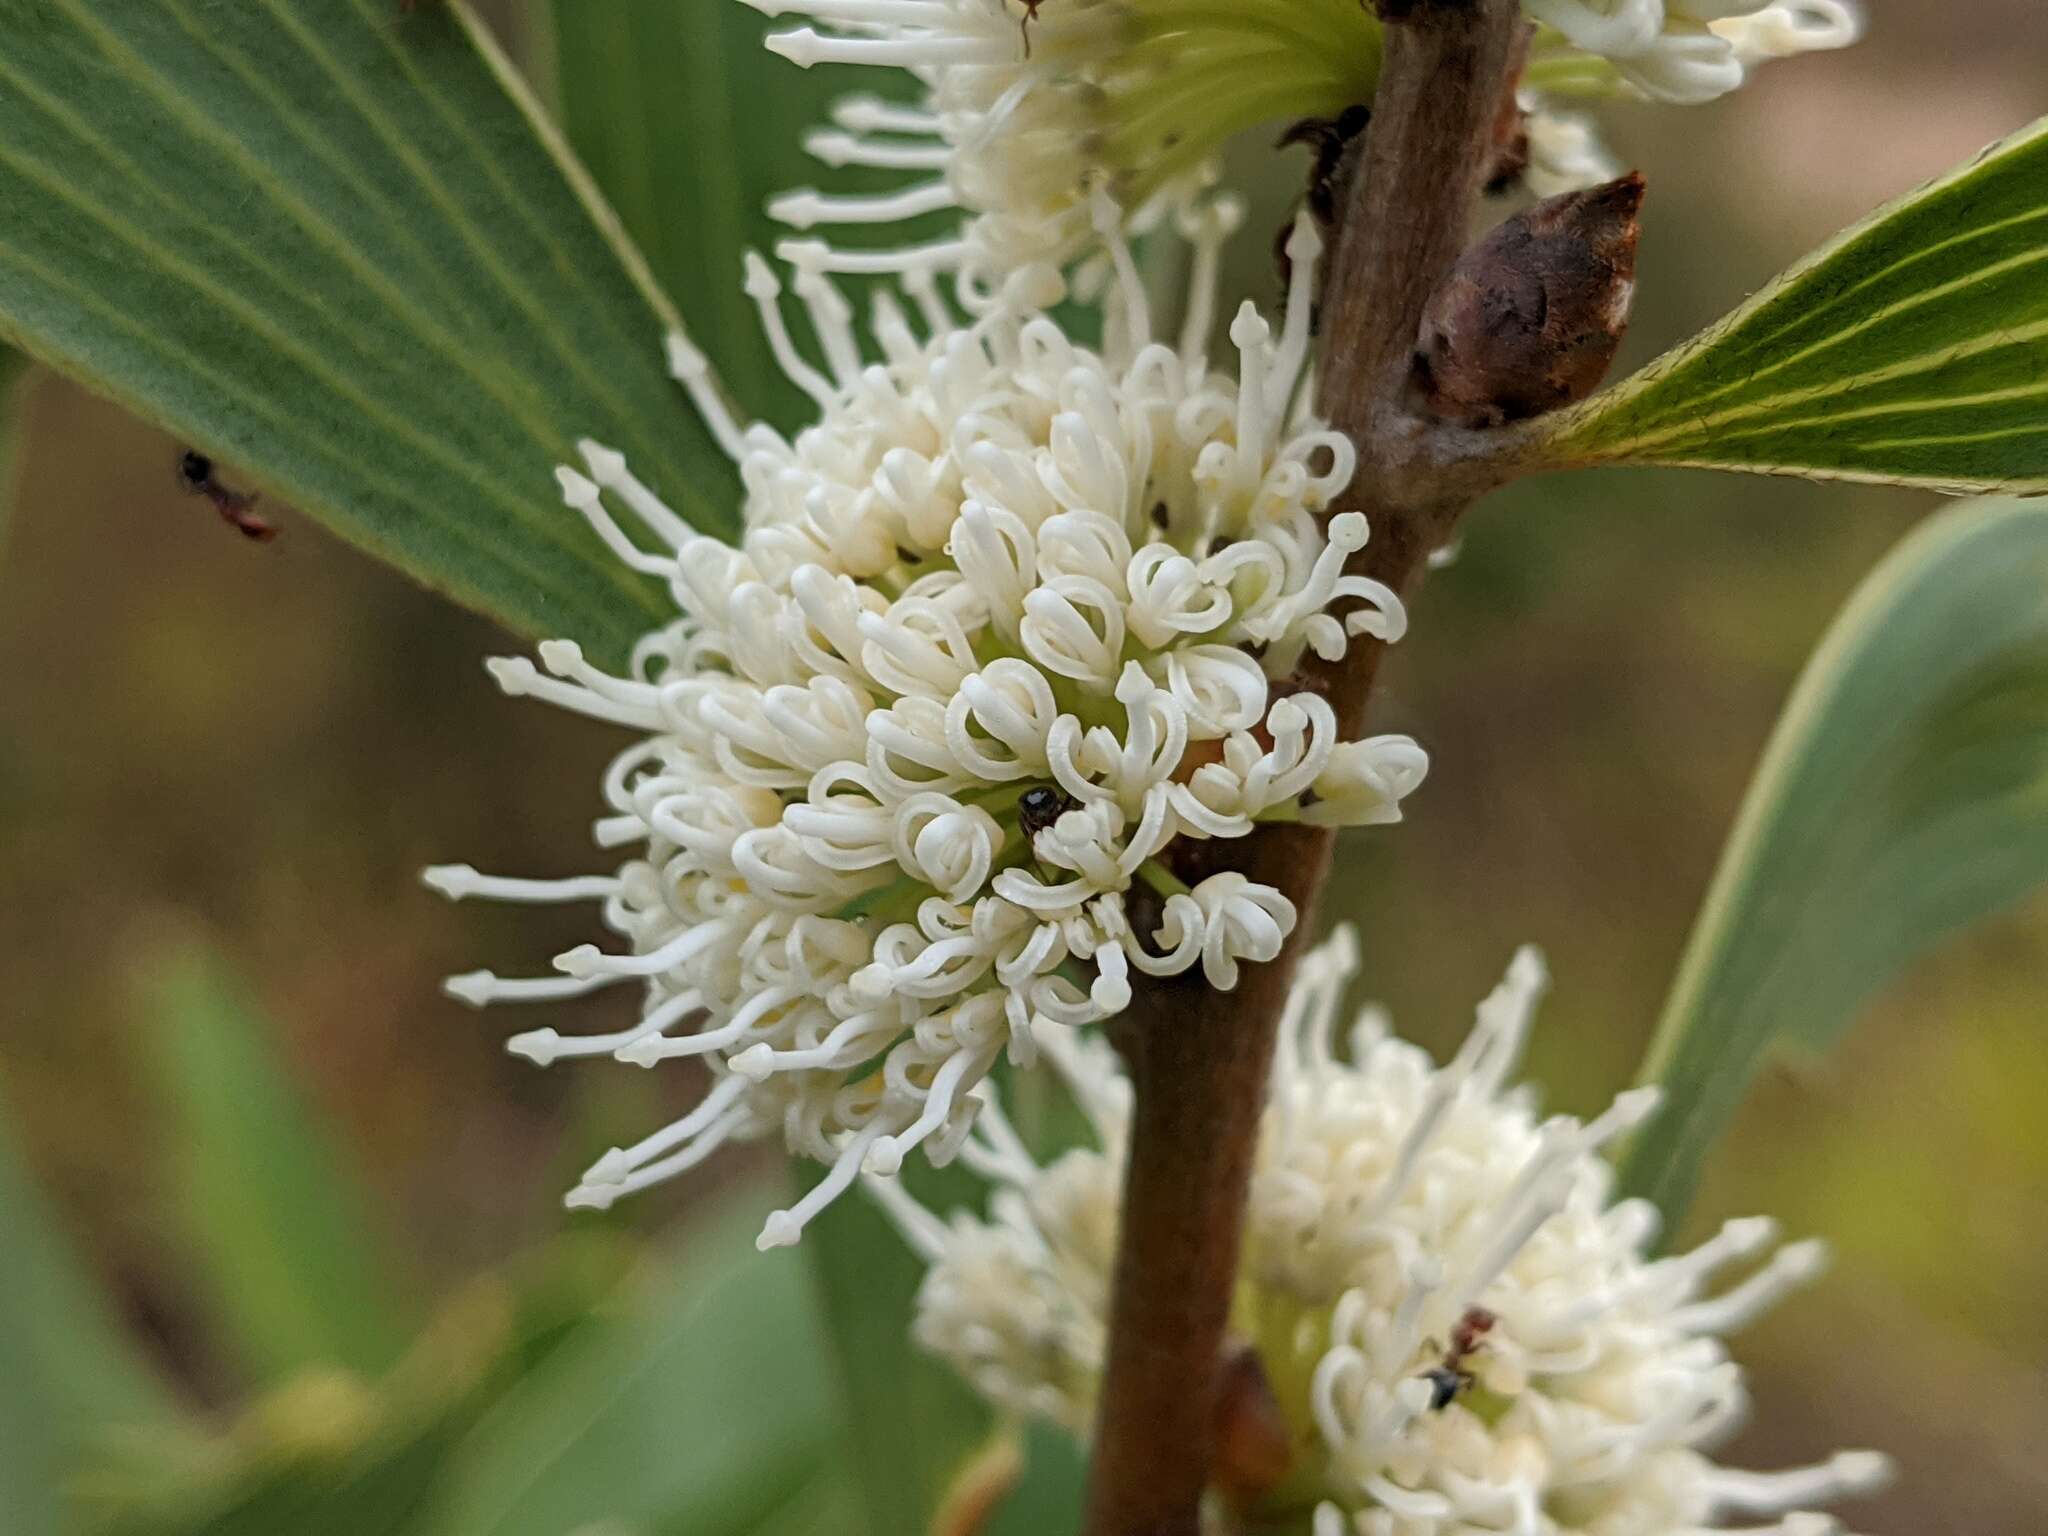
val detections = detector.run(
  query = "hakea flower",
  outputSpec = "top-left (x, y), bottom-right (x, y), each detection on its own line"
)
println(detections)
top-left (868, 928), bottom-right (1893, 1534)
top-left (749, 0), bottom-right (1859, 291)
top-left (426, 201), bottom-right (1428, 1249)
top-left (1517, 93), bottom-right (1624, 200)
top-left (1526, 0), bottom-right (1862, 106)
top-left (749, 0), bottom-right (1384, 289)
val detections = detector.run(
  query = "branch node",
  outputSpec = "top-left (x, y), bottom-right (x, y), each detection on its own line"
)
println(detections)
top-left (1414, 173), bottom-right (1646, 428)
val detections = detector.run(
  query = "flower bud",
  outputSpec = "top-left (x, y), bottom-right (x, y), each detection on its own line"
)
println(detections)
top-left (1412, 172), bottom-right (1645, 427)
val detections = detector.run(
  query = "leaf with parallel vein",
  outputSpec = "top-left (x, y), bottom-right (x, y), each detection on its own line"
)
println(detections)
top-left (548, 0), bottom-right (944, 435)
top-left (1619, 496), bottom-right (2048, 1227)
top-left (0, 0), bottom-right (735, 663)
top-left (1538, 115), bottom-right (2048, 493)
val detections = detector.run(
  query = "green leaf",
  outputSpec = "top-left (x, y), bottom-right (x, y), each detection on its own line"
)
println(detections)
top-left (1619, 496), bottom-right (2048, 1225)
top-left (983, 1423), bottom-right (1088, 1536)
top-left (83, 1233), bottom-right (629, 1536)
top-left (799, 1161), bottom-right (996, 1536)
top-left (546, 0), bottom-right (932, 434)
top-left (1541, 116), bottom-right (2048, 493)
top-left (422, 1181), bottom-right (845, 1536)
top-left (144, 946), bottom-right (416, 1383)
top-left (0, 1073), bottom-right (180, 1536)
top-left (0, 0), bottom-right (735, 663)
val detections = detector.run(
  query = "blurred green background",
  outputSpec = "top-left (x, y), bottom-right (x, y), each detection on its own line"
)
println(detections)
top-left (1, 2), bottom-right (2044, 1532)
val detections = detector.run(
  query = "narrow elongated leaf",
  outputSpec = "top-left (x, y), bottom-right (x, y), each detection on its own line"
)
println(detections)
top-left (546, 0), bottom-right (932, 434)
top-left (423, 1182), bottom-right (843, 1536)
top-left (800, 1171), bottom-right (995, 1536)
top-left (1541, 117), bottom-right (2048, 492)
top-left (984, 1423), bottom-right (1089, 1536)
top-left (145, 947), bottom-right (416, 1382)
top-left (1620, 496), bottom-right (2048, 1224)
top-left (0, 1075), bottom-right (179, 1536)
top-left (0, 0), bottom-right (733, 662)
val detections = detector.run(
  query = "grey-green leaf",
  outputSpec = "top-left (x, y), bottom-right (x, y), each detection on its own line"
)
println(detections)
top-left (546, 0), bottom-right (932, 434)
top-left (800, 1168), bottom-right (996, 1536)
top-left (423, 1181), bottom-right (844, 1536)
top-left (144, 946), bottom-right (417, 1383)
top-left (1619, 496), bottom-right (2048, 1225)
top-left (1539, 116), bottom-right (2048, 493)
top-left (0, 0), bottom-right (732, 663)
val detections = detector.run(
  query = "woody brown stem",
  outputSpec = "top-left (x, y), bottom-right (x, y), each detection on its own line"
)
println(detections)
top-left (1080, 4), bottom-right (1525, 1535)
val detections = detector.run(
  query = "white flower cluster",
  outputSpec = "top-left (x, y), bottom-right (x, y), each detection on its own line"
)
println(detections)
top-left (428, 206), bottom-right (1426, 1247)
top-left (749, 0), bottom-right (1384, 289)
top-left (750, 0), bottom-right (1861, 293)
top-left (870, 929), bottom-right (1892, 1534)
top-left (1527, 0), bottom-right (1862, 105)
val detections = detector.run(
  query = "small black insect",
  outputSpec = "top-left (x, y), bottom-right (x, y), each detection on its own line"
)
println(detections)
top-left (1421, 1366), bottom-right (1470, 1413)
top-left (1419, 1305), bottom-right (1497, 1413)
top-left (1019, 785), bottom-right (1076, 842)
top-left (177, 450), bottom-right (277, 542)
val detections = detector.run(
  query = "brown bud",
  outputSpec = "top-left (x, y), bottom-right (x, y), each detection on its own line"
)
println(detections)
top-left (1211, 1340), bottom-right (1296, 1510)
top-left (1412, 172), bottom-right (1645, 428)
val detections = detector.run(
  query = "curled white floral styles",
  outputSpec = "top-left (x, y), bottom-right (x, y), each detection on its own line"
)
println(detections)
top-left (1525, 0), bottom-right (1862, 106)
top-left (750, 0), bottom-right (1384, 289)
top-left (749, 0), bottom-right (1861, 291)
top-left (426, 204), bottom-right (1428, 1249)
top-left (868, 928), bottom-right (1893, 1534)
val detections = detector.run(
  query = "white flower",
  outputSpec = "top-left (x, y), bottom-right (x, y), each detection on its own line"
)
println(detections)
top-left (869, 928), bottom-right (1893, 1534)
top-left (427, 204), bottom-right (1425, 1249)
top-left (1526, 0), bottom-right (1862, 106)
top-left (1520, 95), bottom-right (1625, 199)
top-left (751, 0), bottom-right (1861, 290)
top-left (1712, 0), bottom-right (1862, 69)
top-left (749, 0), bottom-right (1382, 289)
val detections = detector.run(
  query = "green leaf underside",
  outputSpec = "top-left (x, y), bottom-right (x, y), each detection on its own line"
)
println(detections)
top-left (1619, 496), bottom-right (2048, 1227)
top-left (548, 0), bottom-right (942, 436)
top-left (0, 1073), bottom-right (180, 1536)
top-left (0, 0), bottom-right (733, 662)
top-left (147, 946), bottom-right (417, 1382)
top-left (1547, 115), bottom-right (2048, 492)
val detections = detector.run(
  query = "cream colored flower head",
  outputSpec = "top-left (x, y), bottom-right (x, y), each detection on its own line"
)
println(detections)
top-left (751, 0), bottom-right (1384, 290)
top-left (750, 0), bottom-right (1860, 292)
top-left (426, 205), bottom-right (1426, 1249)
top-left (869, 928), bottom-right (1892, 1533)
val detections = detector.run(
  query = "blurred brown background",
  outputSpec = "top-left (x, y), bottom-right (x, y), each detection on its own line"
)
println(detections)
top-left (1, 3), bottom-right (2044, 1530)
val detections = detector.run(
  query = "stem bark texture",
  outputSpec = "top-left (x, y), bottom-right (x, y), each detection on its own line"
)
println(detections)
top-left (1081, 5), bottom-right (1526, 1533)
